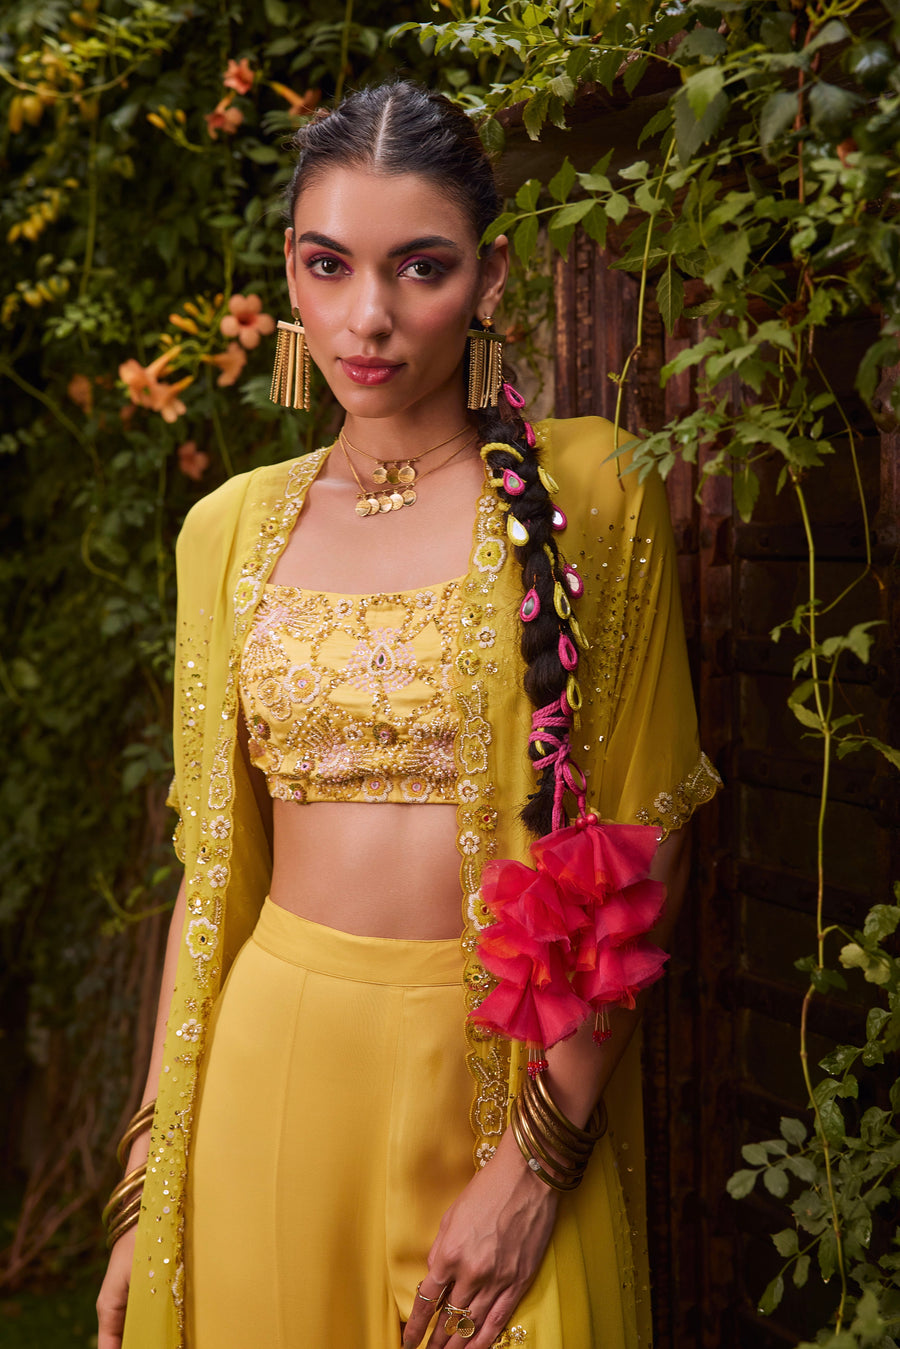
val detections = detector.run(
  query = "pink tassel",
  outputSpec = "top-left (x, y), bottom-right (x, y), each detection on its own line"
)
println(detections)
top-left (503, 382), bottom-right (526, 408)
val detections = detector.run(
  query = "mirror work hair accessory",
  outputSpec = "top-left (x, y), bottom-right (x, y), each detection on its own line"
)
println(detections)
top-left (270, 308), bottom-right (311, 411)
top-left (467, 315), bottom-right (504, 409)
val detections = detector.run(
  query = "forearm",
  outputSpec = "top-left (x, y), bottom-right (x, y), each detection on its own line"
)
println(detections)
top-left (543, 823), bottom-right (692, 1129)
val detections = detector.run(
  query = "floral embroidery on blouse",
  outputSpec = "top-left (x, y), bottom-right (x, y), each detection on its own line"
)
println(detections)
top-left (238, 577), bottom-right (464, 804)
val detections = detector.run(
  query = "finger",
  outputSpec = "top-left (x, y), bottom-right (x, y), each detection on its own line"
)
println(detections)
top-left (402, 1276), bottom-right (451, 1349)
top-left (458, 1288), bottom-right (522, 1349)
top-left (424, 1285), bottom-right (479, 1349)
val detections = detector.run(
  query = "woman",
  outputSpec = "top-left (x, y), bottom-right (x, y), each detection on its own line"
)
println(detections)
top-left (97, 82), bottom-right (720, 1349)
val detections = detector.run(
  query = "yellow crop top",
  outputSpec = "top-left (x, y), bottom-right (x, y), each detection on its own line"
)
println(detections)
top-left (238, 577), bottom-right (464, 804)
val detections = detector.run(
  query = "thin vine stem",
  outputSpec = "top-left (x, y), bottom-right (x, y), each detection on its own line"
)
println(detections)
top-left (793, 474), bottom-right (849, 1330)
top-left (207, 366), bottom-right (235, 477)
top-left (334, 0), bottom-right (354, 105)
top-left (610, 138), bottom-right (676, 470)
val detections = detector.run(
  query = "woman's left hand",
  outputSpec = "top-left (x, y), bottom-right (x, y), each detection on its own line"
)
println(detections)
top-left (402, 1126), bottom-right (560, 1349)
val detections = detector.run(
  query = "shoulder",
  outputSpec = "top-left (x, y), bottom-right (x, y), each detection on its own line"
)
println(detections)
top-left (176, 452), bottom-right (324, 560)
top-left (535, 416), bottom-right (668, 527)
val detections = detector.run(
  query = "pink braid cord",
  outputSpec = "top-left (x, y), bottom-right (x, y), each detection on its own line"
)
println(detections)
top-left (502, 381), bottom-right (526, 408)
top-left (529, 695), bottom-right (585, 832)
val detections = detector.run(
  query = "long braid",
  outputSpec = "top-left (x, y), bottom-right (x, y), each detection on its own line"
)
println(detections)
top-left (473, 385), bottom-right (584, 837)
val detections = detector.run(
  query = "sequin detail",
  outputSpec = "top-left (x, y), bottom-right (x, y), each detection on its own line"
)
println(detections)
top-left (239, 579), bottom-right (463, 804)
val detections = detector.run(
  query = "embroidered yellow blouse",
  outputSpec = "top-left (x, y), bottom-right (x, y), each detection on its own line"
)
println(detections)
top-left (123, 416), bottom-right (721, 1349)
top-left (238, 579), bottom-right (463, 805)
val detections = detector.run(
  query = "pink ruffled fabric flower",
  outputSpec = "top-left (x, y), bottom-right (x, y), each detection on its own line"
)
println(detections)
top-left (470, 818), bottom-right (667, 1049)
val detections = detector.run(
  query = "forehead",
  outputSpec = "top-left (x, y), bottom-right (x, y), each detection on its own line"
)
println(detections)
top-left (291, 166), bottom-right (478, 251)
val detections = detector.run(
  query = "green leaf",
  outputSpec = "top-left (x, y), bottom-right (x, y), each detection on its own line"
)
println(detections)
top-left (840, 942), bottom-right (893, 985)
top-left (581, 203), bottom-right (608, 249)
top-left (634, 181), bottom-right (664, 215)
top-left (483, 212), bottom-right (518, 246)
top-left (550, 198), bottom-right (594, 229)
top-left (733, 467), bottom-right (760, 523)
top-left (759, 92), bottom-right (797, 154)
top-left (479, 116), bottom-right (506, 155)
top-left (818, 1044), bottom-right (860, 1075)
top-left (742, 1142), bottom-right (769, 1166)
top-left (685, 66), bottom-right (724, 120)
top-left (515, 179), bottom-right (541, 212)
top-left (548, 158), bottom-right (577, 204)
top-left (792, 1254), bottom-right (810, 1288)
top-left (549, 73), bottom-right (575, 103)
top-left (866, 737), bottom-right (900, 771)
top-left (726, 1168), bottom-right (758, 1199)
top-left (264, 0), bottom-right (289, 23)
top-left (805, 18), bottom-right (850, 55)
top-left (618, 160), bottom-right (650, 182)
top-left (863, 905), bottom-right (900, 943)
top-left (818, 1227), bottom-right (838, 1282)
top-left (773, 1228), bottom-right (799, 1257)
top-left (523, 88), bottom-right (549, 141)
top-left (513, 215), bottom-right (539, 266)
top-left (678, 26), bottom-right (726, 62)
top-left (808, 82), bottom-right (861, 137)
top-left (657, 267), bottom-right (684, 336)
top-left (818, 1098), bottom-right (845, 1146)
top-left (673, 87), bottom-right (729, 163)
top-left (758, 1274), bottom-right (784, 1316)
top-left (781, 1117), bottom-right (807, 1147)
top-left (764, 1167), bottom-right (790, 1198)
top-left (605, 193), bottom-right (629, 224)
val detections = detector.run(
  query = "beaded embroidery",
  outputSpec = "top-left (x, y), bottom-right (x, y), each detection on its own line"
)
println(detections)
top-left (238, 580), bottom-right (463, 805)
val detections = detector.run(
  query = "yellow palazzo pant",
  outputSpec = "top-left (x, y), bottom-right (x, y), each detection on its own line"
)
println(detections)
top-left (186, 899), bottom-right (647, 1349)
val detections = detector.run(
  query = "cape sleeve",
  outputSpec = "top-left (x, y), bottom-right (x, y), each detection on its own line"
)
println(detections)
top-left (548, 416), bottom-right (721, 835)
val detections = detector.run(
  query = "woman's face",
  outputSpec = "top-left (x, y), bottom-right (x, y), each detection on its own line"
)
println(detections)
top-left (284, 166), bottom-right (508, 420)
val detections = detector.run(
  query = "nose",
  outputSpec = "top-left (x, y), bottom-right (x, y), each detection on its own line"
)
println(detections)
top-left (346, 269), bottom-right (393, 341)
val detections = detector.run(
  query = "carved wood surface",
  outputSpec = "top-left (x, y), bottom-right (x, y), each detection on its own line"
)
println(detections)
top-left (552, 227), bottom-right (897, 1349)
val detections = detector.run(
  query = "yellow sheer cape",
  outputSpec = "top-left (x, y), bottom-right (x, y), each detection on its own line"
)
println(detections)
top-left (122, 416), bottom-right (720, 1347)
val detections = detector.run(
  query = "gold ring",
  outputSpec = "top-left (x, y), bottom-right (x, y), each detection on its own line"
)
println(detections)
top-left (443, 1303), bottom-right (473, 1336)
top-left (415, 1279), bottom-right (447, 1306)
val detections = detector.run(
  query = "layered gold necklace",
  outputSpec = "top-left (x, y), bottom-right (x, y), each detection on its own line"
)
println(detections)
top-left (338, 424), bottom-right (478, 517)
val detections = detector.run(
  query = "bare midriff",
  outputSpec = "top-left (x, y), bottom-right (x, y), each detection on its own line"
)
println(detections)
top-left (262, 441), bottom-right (486, 942)
top-left (268, 799), bottom-right (464, 939)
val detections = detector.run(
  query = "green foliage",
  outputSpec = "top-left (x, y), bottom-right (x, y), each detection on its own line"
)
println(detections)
top-left (0, 0), bottom-right (477, 1275)
top-left (725, 895), bottom-right (900, 1340)
top-left (411, 1), bottom-right (900, 1344)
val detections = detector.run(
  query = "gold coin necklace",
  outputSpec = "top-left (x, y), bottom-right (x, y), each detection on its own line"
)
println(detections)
top-left (338, 431), bottom-right (479, 518)
top-left (340, 422), bottom-right (470, 495)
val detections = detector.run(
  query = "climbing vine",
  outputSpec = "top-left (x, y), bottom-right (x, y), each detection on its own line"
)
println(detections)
top-left (408, 1), bottom-right (900, 1343)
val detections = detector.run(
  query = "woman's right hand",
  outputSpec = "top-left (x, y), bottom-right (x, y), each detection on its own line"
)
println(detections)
top-left (97, 1227), bottom-right (137, 1349)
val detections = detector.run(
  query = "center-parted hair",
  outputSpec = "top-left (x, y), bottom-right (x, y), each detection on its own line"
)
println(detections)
top-left (287, 83), bottom-right (580, 837)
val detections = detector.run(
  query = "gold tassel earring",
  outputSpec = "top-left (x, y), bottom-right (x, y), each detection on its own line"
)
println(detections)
top-left (269, 308), bottom-right (311, 411)
top-left (466, 314), bottom-right (504, 410)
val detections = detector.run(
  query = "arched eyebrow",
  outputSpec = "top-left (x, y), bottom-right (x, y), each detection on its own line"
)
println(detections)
top-left (297, 230), bottom-right (462, 257)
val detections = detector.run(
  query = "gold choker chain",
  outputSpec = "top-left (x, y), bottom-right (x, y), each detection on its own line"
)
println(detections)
top-left (340, 422), bottom-right (471, 490)
top-left (338, 430), bottom-right (479, 517)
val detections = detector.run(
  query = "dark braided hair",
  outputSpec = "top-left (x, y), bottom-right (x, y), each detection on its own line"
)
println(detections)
top-left (286, 83), bottom-right (584, 837)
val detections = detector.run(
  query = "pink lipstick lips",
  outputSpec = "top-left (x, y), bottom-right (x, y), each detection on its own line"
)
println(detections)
top-left (340, 356), bottom-right (403, 386)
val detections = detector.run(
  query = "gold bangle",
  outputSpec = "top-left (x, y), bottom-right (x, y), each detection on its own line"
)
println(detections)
top-left (523, 1081), bottom-right (593, 1160)
top-left (106, 1198), bottom-right (143, 1250)
top-left (510, 1099), bottom-right (584, 1191)
top-left (532, 1072), bottom-right (607, 1144)
top-left (512, 1096), bottom-right (562, 1169)
top-left (105, 1193), bottom-right (144, 1247)
top-left (102, 1165), bottom-right (147, 1229)
top-left (116, 1100), bottom-right (156, 1169)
